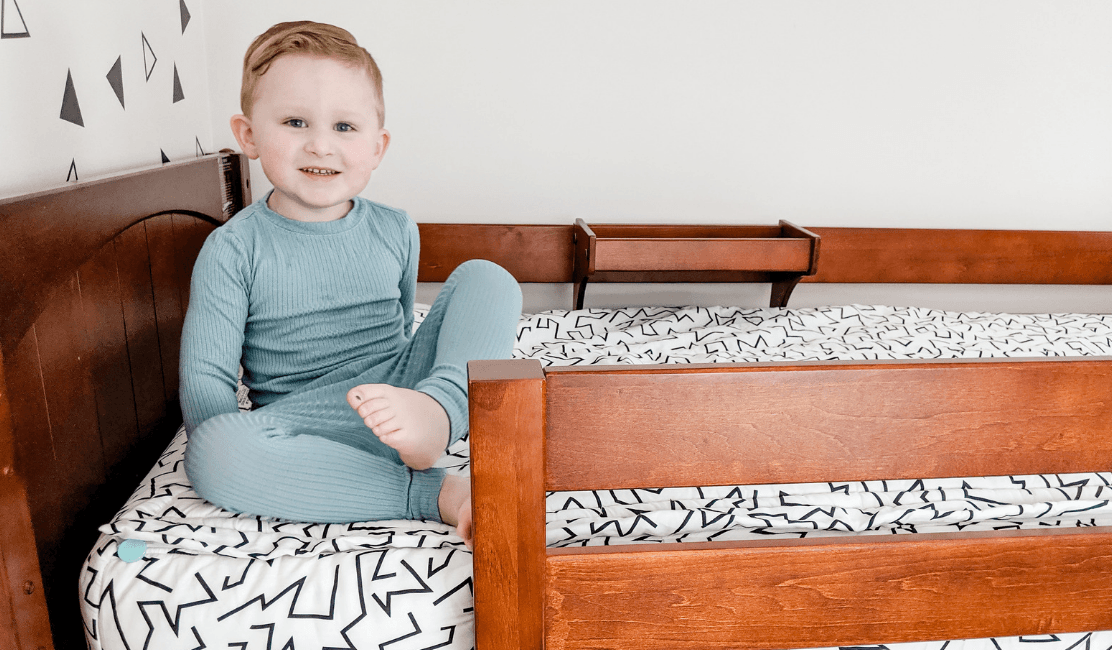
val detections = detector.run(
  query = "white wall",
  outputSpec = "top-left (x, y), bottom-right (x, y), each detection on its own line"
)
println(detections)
top-left (203, 1), bottom-right (1112, 231)
top-left (0, 0), bottom-right (214, 198)
top-left (202, 1), bottom-right (1112, 312)
top-left (4, 2), bottom-right (1109, 311)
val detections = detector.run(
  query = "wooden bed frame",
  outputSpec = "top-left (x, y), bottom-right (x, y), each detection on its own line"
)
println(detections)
top-left (2, 155), bottom-right (1112, 649)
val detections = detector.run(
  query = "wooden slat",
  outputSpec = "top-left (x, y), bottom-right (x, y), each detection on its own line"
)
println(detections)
top-left (594, 238), bottom-right (812, 272)
top-left (469, 360), bottom-right (547, 650)
top-left (545, 527), bottom-right (1112, 650)
top-left (29, 276), bottom-right (109, 633)
top-left (807, 227), bottom-right (1112, 284)
top-left (114, 224), bottom-right (165, 432)
top-left (78, 243), bottom-right (139, 472)
top-left (6, 330), bottom-right (53, 533)
top-left (544, 358), bottom-right (1112, 491)
top-left (175, 215), bottom-right (215, 313)
top-left (417, 224), bottom-right (573, 282)
top-left (146, 214), bottom-right (184, 400)
top-left (30, 275), bottom-right (107, 534)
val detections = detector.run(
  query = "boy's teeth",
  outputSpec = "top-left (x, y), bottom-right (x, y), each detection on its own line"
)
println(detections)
top-left (303, 168), bottom-right (338, 175)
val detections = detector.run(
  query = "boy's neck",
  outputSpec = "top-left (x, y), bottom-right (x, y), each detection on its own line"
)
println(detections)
top-left (266, 193), bottom-right (354, 222)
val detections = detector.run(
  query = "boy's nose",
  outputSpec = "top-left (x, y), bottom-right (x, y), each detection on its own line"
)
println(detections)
top-left (304, 129), bottom-right (334, 156)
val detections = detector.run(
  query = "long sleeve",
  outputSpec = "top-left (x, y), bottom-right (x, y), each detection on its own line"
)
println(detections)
top-left (398, 219), bottom-right (420, 337)
top-left (180, 230), bottom-right (250, 433)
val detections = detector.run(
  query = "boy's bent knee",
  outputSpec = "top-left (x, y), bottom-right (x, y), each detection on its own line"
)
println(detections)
top-left (184, 412), bottom-right (285, 510)
top-left (450, 259), bottom-right (521, 305)
top-left (453, 259), bottom-right (517, 286)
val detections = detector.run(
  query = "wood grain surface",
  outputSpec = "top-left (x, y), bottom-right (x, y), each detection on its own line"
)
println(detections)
top-left (469, 360), bottom-right (548, 650)
top-left (544, 358), bottom-right (1112, 490)
top-left (545, 527), bottom-right (1112, 649)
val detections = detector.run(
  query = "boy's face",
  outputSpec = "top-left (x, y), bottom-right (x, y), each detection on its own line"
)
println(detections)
top-left (231, 54), bottom-right (389, 222)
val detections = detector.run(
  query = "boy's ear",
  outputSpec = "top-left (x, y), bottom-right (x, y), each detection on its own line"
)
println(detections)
top-left (370, 129), bottom-right (391, 170)
top-left (230, 114), bottom-right (259, 159)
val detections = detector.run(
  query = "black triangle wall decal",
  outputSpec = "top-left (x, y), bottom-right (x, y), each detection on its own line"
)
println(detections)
top-left (67, 159), bottom-right (78, 182)
top-left (60, 70), bottom-right (84, 126)
top-left (173, 63), bottom-right (184, 103)
top-left (161, 149), bottom-right (171, 164)
top-left (107, 56), bottom-right (125, 108)
top-left (180, 0), bottom-right (191, 34)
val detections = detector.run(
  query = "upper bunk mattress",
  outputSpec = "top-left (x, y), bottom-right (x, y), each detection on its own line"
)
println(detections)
top-left (81, 304), bottom-right (1112, 650)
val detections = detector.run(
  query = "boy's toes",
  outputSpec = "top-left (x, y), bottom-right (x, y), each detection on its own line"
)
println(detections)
top-left (458, 496), bottom-right (473, 549)
top-left (347, 385), bottom-right (371, 408)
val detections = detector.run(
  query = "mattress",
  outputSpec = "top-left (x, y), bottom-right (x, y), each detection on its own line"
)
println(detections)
top-left (81, 304), bottom-right (1112, 650)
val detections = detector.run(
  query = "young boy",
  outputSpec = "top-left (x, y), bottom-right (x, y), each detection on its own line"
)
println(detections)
top-left (180, 21), bottom-right (521, 545)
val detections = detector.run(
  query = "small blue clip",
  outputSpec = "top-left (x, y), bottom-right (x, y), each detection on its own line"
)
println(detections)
top-left (117, 539), bottom-right (147, 563)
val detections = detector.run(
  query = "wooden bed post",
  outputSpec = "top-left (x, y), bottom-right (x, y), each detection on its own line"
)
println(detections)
top-left (469, 360), bottom-right (546, 650)
top-left (0, 355), bottom-right (53, 650)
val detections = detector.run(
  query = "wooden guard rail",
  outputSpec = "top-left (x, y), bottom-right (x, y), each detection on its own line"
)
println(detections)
top-left (417, 224), bottom-right (1112, 290)
top-left (469, 357), bottom-right (1112, 650)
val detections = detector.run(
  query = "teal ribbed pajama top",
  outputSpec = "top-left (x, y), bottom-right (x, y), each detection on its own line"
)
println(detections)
top-left (180, 195), bottom-right (521, 523)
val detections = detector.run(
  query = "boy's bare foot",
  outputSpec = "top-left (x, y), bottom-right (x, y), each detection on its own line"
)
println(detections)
top-left (438, 474), bottom-right (473, 548)
top-left (346, 384), bottom-right (449, 470)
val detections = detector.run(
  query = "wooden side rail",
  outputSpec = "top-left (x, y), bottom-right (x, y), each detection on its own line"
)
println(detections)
top-left (545, 528), bottom-right (1112, 650)
top-left (468, 357), bottom-right (1112, 650)
top-left (544, 358), bottom-right (1112, 490)
top-left (807, 227), bottom-right (1112, 284)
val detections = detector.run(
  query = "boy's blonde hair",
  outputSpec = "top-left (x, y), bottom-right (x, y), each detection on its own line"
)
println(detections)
top-left (240, 21), bottom-right (385, 126)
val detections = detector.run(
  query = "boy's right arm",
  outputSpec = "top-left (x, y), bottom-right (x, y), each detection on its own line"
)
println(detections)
top-left (179, 232), bottom-right (249, 433)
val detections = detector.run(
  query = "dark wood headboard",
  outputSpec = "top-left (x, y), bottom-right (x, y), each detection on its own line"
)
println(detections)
top-left (0, 153), bottom-right (249, 649)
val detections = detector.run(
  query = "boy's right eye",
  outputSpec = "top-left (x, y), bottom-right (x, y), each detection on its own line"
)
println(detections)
top-left (284, 119), bottom-right (307, 128)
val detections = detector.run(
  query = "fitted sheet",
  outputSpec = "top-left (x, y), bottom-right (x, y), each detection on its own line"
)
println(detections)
top-left (81, 304), bottom-right (1112, 650)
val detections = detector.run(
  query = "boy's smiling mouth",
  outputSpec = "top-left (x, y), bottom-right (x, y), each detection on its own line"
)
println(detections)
top-left (301, 167), bottom-right (340, 176)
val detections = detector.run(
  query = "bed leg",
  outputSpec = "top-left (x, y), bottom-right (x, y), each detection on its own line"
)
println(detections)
top-left (468, 360), bottom-right (546, 650)
top-left (0, 358), bottom-right (54, 650)
top-left (0, 474), bottom-right (53, 650)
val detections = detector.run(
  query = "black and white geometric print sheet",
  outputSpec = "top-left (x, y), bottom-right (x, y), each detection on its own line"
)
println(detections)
top-left (512, 304), bottom-right (1112, 365)
top-left (81, 304), bottom-right (1112, 650)
top-left (519, 307), bottom-right (1112, 548)
top-left (81, 424), bottom-right (475, 650)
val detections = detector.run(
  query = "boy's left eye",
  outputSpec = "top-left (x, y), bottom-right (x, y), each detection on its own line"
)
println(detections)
top-left (334, 123), bottom-right (355, 133)
top-left (285, 118), bottom-right (307, 128)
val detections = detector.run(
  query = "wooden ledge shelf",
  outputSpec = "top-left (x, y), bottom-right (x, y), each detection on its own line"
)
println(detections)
top-left (572, 219), bottom-right (821, 309)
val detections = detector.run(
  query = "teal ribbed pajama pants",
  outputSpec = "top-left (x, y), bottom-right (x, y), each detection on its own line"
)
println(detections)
top-left (183, 260), bottom-right (522, 523)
